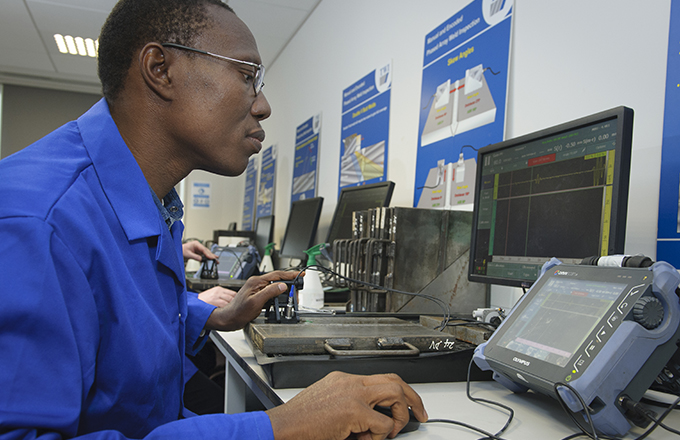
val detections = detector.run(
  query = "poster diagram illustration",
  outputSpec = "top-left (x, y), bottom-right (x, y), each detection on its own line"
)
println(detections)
top-left (413, 0), bottom-right (513, 210)
top-left (340, 134), bottom-right (385, 187)
top-left (339, 61), bottom-right (391, 194)
top-left (421, 64), bottom-right (498, 147)
top-left (417, 154), bottom-right (477, 209)
top-left (292, 114), bottom-right (321, 202)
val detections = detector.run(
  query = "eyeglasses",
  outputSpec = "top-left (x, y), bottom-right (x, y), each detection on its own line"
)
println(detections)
top-left (161, 42), bottom-right (265, 95)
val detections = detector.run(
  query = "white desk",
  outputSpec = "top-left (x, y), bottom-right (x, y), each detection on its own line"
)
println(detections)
top-left (210, 330), bottom-right (680, 439)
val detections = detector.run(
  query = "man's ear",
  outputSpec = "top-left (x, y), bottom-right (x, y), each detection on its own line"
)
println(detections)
top-left (138, 43), bottom-right (174, 100)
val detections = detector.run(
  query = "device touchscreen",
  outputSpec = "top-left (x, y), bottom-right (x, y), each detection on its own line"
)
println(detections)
top-left (494, 277), bottom-right (627, 368)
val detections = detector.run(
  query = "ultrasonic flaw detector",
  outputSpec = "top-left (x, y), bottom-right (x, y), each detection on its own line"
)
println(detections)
top-left (474, 260), bottom-right (680, 436)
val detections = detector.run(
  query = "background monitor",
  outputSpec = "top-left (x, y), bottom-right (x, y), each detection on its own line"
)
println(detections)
top-left (254, 215), bottom-right (275, 257)
top-left (279, 197), bottom-right (324, 261)
top-left (325, 181), bottom-right (395, 246)
top-left (468, 106), bottom-right (634, 288)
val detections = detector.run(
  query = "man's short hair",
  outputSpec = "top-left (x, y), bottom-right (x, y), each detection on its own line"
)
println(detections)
top-left (98, 0), bottom-right (234, 102)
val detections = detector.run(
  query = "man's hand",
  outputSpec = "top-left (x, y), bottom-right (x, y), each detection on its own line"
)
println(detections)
top-left (266, 371), bottom-right (428, 440)
top-left (205, 270), bottom-right (301, 331)
top-left (198, 286), bottom-right (237, 308)
top-left (182, 240), bottom-right (218, 262)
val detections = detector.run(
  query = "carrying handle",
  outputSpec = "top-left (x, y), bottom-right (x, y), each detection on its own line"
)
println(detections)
top-left (324, 338), bottom-right (420, 357)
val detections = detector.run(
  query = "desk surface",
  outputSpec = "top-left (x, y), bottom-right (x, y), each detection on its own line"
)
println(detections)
top-left (212, 330), bottom-right (680, 439)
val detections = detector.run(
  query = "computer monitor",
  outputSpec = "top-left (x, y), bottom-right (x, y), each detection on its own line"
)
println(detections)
top-left (279, 197), bottom-right (324, 261)
top-left (254, 215), bottom-right (274, 257)
top-left (469, 106), bottom-right (634, 288)
top-left (325, 181), bottom-right (395, 246)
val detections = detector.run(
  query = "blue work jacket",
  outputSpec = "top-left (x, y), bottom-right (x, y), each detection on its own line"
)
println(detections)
top-left (0, 99), bottom-right (273, 439)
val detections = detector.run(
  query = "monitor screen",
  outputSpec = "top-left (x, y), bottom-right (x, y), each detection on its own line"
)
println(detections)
top-left (325, 181), bottom-right (395, 246)
top-left (254, 215), bottom-right (274, 257)
top-left (469, 106), bottom-right (634, 288)
top-left (279, 197), bottom-right (324, 260)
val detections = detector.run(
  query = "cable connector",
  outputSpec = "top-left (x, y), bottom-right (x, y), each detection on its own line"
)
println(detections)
top-left (619, 395), bottom-right (656, 429)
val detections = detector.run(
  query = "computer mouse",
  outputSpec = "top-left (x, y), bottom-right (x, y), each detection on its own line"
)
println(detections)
top-left (373, 405), bottom-right (421, 434)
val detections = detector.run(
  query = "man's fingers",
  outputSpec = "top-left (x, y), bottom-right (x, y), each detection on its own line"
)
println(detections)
top-left (256, 281), bottom-right (289, 301)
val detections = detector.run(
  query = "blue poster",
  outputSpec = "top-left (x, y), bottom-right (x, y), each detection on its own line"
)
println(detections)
top-left (242, 157), bottom-right (258, 231)
top-left (292, 114), bottom-right (321, 202)
top-left (414, 0), bottom-right (513, 209)
top-left (339, 61), bottom-right (392, 194)
top-left (191, 182), bottom-right (210, 209)
top-left (256, 145), bottom-right (276, 218)
top-left (657, 2), bottom-right (680, 266)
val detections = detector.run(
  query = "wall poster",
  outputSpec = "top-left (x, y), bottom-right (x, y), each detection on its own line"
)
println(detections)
top-left (241, 156), bottom-right (258, 231)
top-left (256, 144), bottom-right (277, 218)
top-left (339, 61), bottom-right (392, 195)
top-left (292, 114), bottom-right (321, 203)
top-left (191, 182), bottom-right (211, 209)
top-left (414, 0), bottom-right (513, 210)
top-left (657, 1), bottom-right (680, 267)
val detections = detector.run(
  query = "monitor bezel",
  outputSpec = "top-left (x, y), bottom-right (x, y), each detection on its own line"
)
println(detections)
top-left (254, 215), bottom-right (275, 257)
top-left (325, 181), bottom-right (395, 245)
top-left (279, 197), bottom-right (324, 260)
top-left (468, 106), bottom-right (634, 288)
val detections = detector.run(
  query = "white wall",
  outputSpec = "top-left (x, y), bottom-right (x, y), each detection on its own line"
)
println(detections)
top-left (181, 170), bottom-right (246, 242)
top-left (222, 0), bottom-right (672, 307)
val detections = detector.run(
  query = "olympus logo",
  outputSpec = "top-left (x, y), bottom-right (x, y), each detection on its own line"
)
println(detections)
top-left (553, 269), bottom-right (577, 277)
top-left (513, 357), bottom-right (531, 367)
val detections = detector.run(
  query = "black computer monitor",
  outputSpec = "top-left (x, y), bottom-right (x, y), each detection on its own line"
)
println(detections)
top-left (469, 106), bottom-right (634, 288)
top-left (279, 197), bottom-right (324, 261)
top-left (325, 181), bottom-right (395, 246)
top-left (254, 215), bottom-right (274, 257)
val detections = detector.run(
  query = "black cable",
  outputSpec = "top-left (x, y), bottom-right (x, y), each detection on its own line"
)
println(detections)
top-left (422, 358), bottom-right (515, 439)
top-left (301, 264), bottom-right (451, 326)
top-left (466, 358), bottom-right (515, 439)
top-left (554, 382), bottom-right (623, 440)
top-left (484, 67), bottom-right (500, 75)
top-left (555, 387), bottom-right (680, 440)
top-left (423, 419), bottom-right (509, 440)
top-left (461, 144), bottom-right (479, 153)
top-left (294, 264), bottom-right (452, 330)
top-left (640, 396), bottom-right (680, 409)
top-left (218, 247), bottom-right (245, 279)
top-left (446, 321), bottom-right (498, 332)
top-left (631, 395), bottom-right (680, 439)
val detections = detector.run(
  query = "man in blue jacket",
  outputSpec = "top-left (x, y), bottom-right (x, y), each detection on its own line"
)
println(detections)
top-left (0, 0), bottom-right (427, 439)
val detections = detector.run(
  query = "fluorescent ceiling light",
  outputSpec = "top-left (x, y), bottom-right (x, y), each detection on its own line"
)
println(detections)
top-left (54, 34), bottom-right (98, 58)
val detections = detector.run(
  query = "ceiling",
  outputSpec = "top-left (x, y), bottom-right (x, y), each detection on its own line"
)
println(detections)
top-left (0, 0), bottom-right (321, 94)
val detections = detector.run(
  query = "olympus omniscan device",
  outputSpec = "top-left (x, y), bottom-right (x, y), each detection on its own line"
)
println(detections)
top-left (474, 259), bottom-right (680, 436)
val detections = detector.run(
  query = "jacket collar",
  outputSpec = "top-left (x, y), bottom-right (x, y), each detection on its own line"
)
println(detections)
top-left (77, 99), bottom-right (162, 242)
top-left (77, 99), bottom-right (186, 283)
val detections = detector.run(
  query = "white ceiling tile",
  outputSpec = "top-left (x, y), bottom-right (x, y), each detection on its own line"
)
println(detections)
top-left (0, 0), bottom-right (318, 91)
top-left (28, 1), bottom-right (109, 42)
top-left (244, 0), bottom-right (321, 11)
top-left (27, 0), bottom-right (116, 13)
top-left (52, 52), bottom-right (98, 77)
top-left (0, 0), bottom-right (55, 72)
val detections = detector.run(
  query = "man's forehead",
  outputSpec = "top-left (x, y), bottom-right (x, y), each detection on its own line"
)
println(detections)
top-left (201, 5), bottom-right (261, 63)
